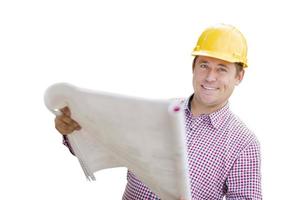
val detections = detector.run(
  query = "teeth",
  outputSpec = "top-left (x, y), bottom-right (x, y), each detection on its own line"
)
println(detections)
top-left (202, 85), bottom-right (217, 90)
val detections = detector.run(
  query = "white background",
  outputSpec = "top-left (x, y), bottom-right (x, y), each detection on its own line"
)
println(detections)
top-left (1, 0), bottom-right (299, 199)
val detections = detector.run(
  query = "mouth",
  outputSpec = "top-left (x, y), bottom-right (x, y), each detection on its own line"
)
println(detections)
top-left (201, 85), bottom-right (219, 91)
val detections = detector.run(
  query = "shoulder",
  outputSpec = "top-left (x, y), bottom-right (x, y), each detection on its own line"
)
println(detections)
top-left (225, 112), bottom-right (260, 153)
top-left (222, 112), bottom-right (261, 174)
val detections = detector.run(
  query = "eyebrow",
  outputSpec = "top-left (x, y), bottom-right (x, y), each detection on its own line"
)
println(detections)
top-left (218, 63), bottom-right (228, 68)
top-left (198, 60), bottom-right (228, 68)
top-left (197, 60), bottom-right (208, 64)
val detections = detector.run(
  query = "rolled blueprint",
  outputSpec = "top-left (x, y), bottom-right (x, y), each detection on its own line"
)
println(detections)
top-left (44, 83), bottom-right (191, 200)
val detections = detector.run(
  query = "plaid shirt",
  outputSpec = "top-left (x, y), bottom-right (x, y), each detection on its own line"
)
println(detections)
top-left (122, 97), bottom-right (261, 200)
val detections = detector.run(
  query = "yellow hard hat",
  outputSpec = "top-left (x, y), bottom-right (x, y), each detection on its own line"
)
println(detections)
top-left (192, 24), bottom-right (248, 67)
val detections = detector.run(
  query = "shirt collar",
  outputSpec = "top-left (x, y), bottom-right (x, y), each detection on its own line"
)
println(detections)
top-left (183, 94), bottom-right (231, 130)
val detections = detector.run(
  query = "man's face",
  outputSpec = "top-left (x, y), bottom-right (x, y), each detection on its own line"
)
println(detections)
top-left (192, 56), bottom-right (244, 111)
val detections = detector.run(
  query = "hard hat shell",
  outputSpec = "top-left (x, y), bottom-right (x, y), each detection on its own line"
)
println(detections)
top-left (192, 24), bottom-right (248, 67)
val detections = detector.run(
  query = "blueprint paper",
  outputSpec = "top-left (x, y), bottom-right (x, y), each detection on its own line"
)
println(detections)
top-left (44, 83), bottom-right (191, 200)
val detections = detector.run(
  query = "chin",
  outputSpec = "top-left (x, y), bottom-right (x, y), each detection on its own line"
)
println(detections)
top-left (199, 96), bottom-right (218, 105)
top-left (199, 100), bottom-right (218, 107)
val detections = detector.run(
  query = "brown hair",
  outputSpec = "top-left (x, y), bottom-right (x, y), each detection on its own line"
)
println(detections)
top-left (234, 63), bottom-right (244, 75)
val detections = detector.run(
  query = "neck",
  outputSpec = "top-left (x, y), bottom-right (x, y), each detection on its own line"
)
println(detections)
top-left (190, 96), bottom-right (227, 116)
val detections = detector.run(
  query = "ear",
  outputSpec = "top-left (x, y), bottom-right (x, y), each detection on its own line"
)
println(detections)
top-left (192, 56), bottom-right (198, 73)
top-left (235, 70), bottom-right (245, 85)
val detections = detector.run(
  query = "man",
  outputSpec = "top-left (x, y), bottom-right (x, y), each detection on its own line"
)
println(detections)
top-left (55, 24), bottom-right (262, 199)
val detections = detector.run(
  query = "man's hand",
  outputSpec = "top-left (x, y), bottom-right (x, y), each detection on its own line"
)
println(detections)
top-left (54, 107), bottom-right (81, 135)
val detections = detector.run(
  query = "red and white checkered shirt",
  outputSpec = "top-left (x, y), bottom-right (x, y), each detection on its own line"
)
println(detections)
top-left (122, 97), bottom-right (262, 200)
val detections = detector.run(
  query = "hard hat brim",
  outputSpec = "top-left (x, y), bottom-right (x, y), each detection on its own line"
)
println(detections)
top-left (191, 50), bottom-right (248, 68)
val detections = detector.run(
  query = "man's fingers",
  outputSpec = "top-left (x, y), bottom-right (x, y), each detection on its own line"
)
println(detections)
top-left (59, 114), bottom-right (80, 127)
top-left (59, 107), bottom-right (81, 128)
top-left (54, 106), bottom-right (82, 135)
top-left (59, 115), bottom-right (71, 124)
top-left (60, 106), bottom-right (71, 117)
top-left (69, 121), bottom-right (81, 130)
top-left (75, 124), bottom-right (82, 130)
top-left (55, 115), bottom-right (82, 135)
top-left (55, 118), bottom-right (69, 134)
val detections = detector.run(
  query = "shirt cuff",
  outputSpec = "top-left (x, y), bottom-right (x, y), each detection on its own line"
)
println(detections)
top-left (62, 135), bottom-right (75, 156)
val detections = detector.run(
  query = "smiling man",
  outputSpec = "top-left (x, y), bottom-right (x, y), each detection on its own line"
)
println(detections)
top-left (55, 24), bottom-right (262, 199)
top-left (191, 55), bottom-right (244, 115)
top-left (123, 24), bottom-right (261, 200)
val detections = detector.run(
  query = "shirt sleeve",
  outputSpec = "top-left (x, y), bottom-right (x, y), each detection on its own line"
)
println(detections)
top-left (225, 139), bottom-right (262, 200)
top-left (62, 135), bottom-right (75, 156)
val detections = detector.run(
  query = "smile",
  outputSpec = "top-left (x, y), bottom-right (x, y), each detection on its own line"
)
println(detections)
top-left (201, 85), bottom-right (218, 90)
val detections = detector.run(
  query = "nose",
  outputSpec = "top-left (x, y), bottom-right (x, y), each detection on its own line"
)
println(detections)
top-left (205, 68), bottom-right (217, 82)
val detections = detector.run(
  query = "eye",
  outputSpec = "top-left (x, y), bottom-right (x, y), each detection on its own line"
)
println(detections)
top-left (199, 63), bottom-right (208, 69)
top-left (218, 67), bottom-right (228, 72)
